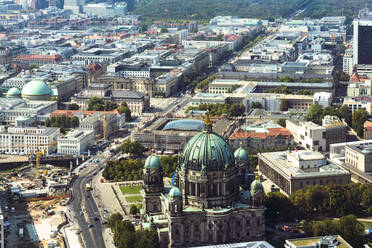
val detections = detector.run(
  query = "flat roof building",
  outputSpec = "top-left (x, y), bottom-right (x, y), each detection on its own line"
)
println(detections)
top-left (258, 150), bottom-right (350, 195)
top-left (285, 235), bottom-right (352, 248)
top-left (57, 129), bottom-right (94, 155)
top-left (0, 126), bottom-right (60, 155)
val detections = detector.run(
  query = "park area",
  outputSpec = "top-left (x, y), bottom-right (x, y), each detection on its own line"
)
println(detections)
top-left (120, 185), bottom-right (142, 195)
top-left (119, 184), bottom-right (143, 204)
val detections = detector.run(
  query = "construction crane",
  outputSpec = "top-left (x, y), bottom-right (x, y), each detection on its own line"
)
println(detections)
top-left (0, 139), bottom-right (57, 179)
top-left (103, 115), bottom-right (107, 141)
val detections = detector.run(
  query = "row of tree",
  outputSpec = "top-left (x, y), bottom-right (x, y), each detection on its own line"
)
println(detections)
top-left (87, 97), bottom-right (132, 121)
top-left (134, 0), bottom-right (308, 21)
top-left (303, 215), bottom-right (364, 247)
top-left (107, 213), bottom-right (159, 248)
top-left (265, 183), bottom-right (372, 221)
top-left (305, 103), bottom-right (369, 137)
top-left (185, 103), bottom-right (245, 117)
top-left (45, 115), bottom-right (79, 134)
top-left (88, 97), bottom-right (118, 111)
top-left (102, 155), bottom-right (179, 181)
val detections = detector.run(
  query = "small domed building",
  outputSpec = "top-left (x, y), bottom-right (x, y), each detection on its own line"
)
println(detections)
top-left (6, 87), bottom-right (21, 98)
top-left (141, 114), bottom-right (265, 247)
top-left (21, 80), bottom-right (52, 100)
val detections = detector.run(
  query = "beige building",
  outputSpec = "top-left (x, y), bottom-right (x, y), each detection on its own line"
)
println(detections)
top-left (258, 150), bottom-right (351, 195)
top-left (345, 144), bottom-right (372, 173)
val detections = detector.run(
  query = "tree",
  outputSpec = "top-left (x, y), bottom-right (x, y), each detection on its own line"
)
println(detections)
top-left (306, 103), bottom-right (323, 125)
top-left (135, 229), bottom-right (160, 248)
top-left (88, 97), bottom-right (105, 111)
top-left (130, 204), bottom-right (138, 215)
top-left (104, 101), bottom-right (118, 111)
top-left (264, 192), bottom-right (294, 220)
top-left (251, 102), bottom-right (263, 109)
top-left (329, 185), bottom-right (347, 217)
top-left (276, 119), bottom-right (286, 127)
top-left (67, 103), bottom-right (79, 110)
top-left (279, 99), bottom-right (288, 111)
top-left (107, 212), bottom-right (123, 229)
top-left (322, 106), bottom-right (338, 118)
top-left (352, 109), bottom-right (369, 137)
top-left (339, 72), bottom-right (350, 81)
top-left (339, 105), bottom-right (352, 126)
top-left (338, 215), bottom-right (364, 247)
top-left (118, 102), bottom-right (132, 121)
top-left (121, 140), bottom-right (146, 157)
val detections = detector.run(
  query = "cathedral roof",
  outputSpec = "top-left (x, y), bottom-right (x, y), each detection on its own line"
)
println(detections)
top-left (144, 155), bottom-right (161, 169)
top-left (234, 146), bottom-right (249, 161)
top-left (179, 114), bottom-right (235, 172)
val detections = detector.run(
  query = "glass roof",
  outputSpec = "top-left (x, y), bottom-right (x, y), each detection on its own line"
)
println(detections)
top-left (163, 119), bottom-right (204, 131)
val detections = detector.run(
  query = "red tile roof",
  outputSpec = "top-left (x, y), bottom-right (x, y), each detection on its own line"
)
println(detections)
top-left (51, 109), bottom-right (121, 118)
top-left (230, 128), bottom-right (293, 139)
top-left (350, 72), bottom-right (369, 83)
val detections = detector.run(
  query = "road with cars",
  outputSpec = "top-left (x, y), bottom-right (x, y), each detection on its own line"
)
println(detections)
top-left (71, 159), bottom-right (106, 248)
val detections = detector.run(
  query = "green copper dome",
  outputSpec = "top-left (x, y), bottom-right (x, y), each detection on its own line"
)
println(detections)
top-left (145, 155), bottom-right (161, 169)
top-left (169, 187), bottom-right (182, 197)
top-left (21, 80), bottom-right (52, 100)
top-left (179, 116), bottom-right (235, 172)
top-left (6, 87), bottom-right (21, 97)
top-left (234, 146), bottom-right (249, 161)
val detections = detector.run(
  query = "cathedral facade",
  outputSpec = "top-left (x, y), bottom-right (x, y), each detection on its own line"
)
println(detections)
top-left (141, 115), bottom-right (265, 248)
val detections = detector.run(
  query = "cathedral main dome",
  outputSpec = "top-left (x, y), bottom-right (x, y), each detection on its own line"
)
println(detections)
top-left (179, 114), bottom-right (235, 172)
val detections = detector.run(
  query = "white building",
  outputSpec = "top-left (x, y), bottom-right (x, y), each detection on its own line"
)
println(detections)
top-left (286, 120), bottom-right (326, 152)
top-left (343, 49), bottom-right (353, 76)
top-left (57, 130), bottom-right (94, 155)
top-left (0, 98), bottom-right (57, 124)
top-left (0, 126), bottom-right (60, 154)
top-left (83, 2), bottom-right (127, 17)
top-left (313, 92), bottom-right (332, 108)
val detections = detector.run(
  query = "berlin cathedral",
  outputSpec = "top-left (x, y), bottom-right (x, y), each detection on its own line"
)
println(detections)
top-left (141, 115), bottom-right (265, 247)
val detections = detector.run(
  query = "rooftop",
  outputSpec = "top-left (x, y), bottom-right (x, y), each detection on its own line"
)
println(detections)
top-left (258, 150), bottom-right (350, 179)
top-left (286, 235), bottom-right (352, 248)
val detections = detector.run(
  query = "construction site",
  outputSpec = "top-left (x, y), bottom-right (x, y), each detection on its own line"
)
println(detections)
top-left (0, 148), bottom-right (78, 248)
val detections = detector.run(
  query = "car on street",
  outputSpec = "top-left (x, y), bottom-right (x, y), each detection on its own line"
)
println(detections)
top-left (88, 224), bottom-right (93, 228)
top-left (80, 211), bottom-right (83, 216)
top-left (94, 216), bottom-right (99, 221)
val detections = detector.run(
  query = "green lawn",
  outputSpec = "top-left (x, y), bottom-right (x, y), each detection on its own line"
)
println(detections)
top-left (120, 185), bottom-right (142, 195)
top-left (125, 196), bottom-right (142, 203)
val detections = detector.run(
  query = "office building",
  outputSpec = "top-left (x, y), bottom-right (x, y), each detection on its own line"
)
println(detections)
top-left (57, 130), bottom-right (94, 155)
top-left (286, 116), bottom-right (346, 152)
top-left (343, 49), bottom-right (353, 75)
top-left (353, 19), bottom-right (372, 65)
top-left (258, 150), bottom-right (351, 195)
top-left (0, 126), bottom-right (60, 154)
